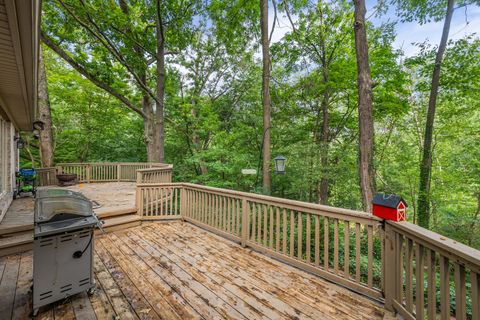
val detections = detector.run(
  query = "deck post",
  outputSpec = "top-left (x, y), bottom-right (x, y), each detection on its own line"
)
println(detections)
top-left (136, 171), bottom-right (142, 184)
top-left (86, 164), bottom-right (91, 183)
top-left (384, 222), bottom-right (397, 312)
top-left (117, 164), bottom-right (121, 181)
top-left (136, 186), bottom-right (144, 217)
top-left (180, 187), bottom-right (186, 221)
top-left (241, 197), bottom-right (248, 247)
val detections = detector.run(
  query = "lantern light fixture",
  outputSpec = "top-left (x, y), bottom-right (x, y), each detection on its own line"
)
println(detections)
top-left (33, 120), bottom-right (45, 131)
top-left (274, 155), bottom-right (286, 174)
top-left (14, 135), bottom-right (25, 149)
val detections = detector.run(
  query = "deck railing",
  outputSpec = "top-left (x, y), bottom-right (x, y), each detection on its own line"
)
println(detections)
top-left (37, 162), bottom-right (170, 186)
top-left (136, 182), bottom-right (480, 319)
top-left (384, 221), bottom-right (480, 320)
top-left (36, 167), bottom-right (58, 186)
top-left (136, 165), bottom-right (173, 184)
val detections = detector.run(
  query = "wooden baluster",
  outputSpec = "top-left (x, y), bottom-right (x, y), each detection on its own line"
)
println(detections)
top-left (175, 188), bottom-right (179, 215)
top-left (258, 204), bottom-right (262, 244)
top-left (145, 187), bottom-right (149, 216)
top-left (275, 207), bottom-right (280, 252)
top-left (334, 219), bottom-right (339, 274)
top-left (290, 211), bottom-right (295, 257)
top-left (191, 191), bottom-right (196, 219)
top-left (471, 272), bottom-right (480, 320)
top-left (406, 239), bottom-right (414, 311)
top-left (215, 194), bottom-right (219, 228)
top-left (440, 256), bottom-right (450, 320)
top-left (427, 249), bottom-right (436, 320)
top-left (306, 213), bottom-right (311, 264)
top-left (206, 193), bottom-right (211, 225)
top-left (282, 209), bottom-right (287, 255)
top-left (263, 205), bottom-right (268, 246)
top-left (213, 194), bottom-right (222, 229)
top-left (161, 187), bottom-right (165, 216)
top-left (251, 204), bottom-right (256, 242)
top-left (356, 223), bottom-right (361, 282)
top-left (223, 196), bottom-right (227, 229)
top-left (241, 198), bottom-right (249, 247)
top-left (380, 227), bottom-right (384, 292)
top-left (454, 264), bottom-right (466, 320)
top-left (236, 199), bottom-right (241, 236)
top-left (170, 187), bottom-right (174, 216)
top-left (207, 193), bottom-right (211, 224)
top-left (139, 187), bottom-right (144, 216)
top-left (324, 217), bottom-right (329, 270)
top-left (344, 221), bottom-right (350, 278)
top-left (227, 197), bottom-right (231, 233)
top-left (416, 244), bottom-right (425, 320)
top-left (297, 213), bottom-right (303, 260)
top-left (166, 187), bottom-right (170, 216)
top-left (269, 206), bottom-right (274, 249)
top-left (396, 233), bottom-right (404, 303)
top-left (199, 192), bottom-right (204, 222)
top-left (314, 215), bottom-right (320, 266)
top-left (202, 192), bottom-right (207, 223)
top-left (367, 225), bottom-right (373, 288)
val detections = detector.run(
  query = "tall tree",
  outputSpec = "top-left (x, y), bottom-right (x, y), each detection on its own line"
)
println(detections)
top-left (37, 46), bottom-right (54, 167)
top-left (260, 0), bottom-right (271, 194)
top-left (416, 0), bottom-right (455, 228)
top-left (353, 0), bottom-right (375, 212)
top-left (42, 0), bottom-right (196, 162)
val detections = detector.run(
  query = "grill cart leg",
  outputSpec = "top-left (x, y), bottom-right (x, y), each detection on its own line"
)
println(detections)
top-left (87, 284), bottom-right (96, 296)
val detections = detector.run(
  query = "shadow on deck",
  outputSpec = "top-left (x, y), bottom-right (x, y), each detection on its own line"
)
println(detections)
top-left (0, 221), bottom-right (393, 319)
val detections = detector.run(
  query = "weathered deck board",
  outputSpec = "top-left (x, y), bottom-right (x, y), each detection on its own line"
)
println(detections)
top-left (0, 221), bottom-right (392, 319)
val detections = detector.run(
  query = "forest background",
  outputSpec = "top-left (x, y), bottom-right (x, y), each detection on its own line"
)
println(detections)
top-left (24, 0), bottom-right (480, 249)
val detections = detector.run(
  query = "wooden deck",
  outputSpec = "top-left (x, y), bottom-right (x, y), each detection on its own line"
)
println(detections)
top-left (0, 221), bottom-right (392, 319)
top-left (0, 182), bottom-right (137, 234)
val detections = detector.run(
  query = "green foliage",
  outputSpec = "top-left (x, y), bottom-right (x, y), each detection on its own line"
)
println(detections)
top-left (41, 0), bottom-right (480, 251)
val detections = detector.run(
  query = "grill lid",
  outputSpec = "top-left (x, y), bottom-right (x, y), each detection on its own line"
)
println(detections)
top-left (34, 189), bottom-right (94, 224)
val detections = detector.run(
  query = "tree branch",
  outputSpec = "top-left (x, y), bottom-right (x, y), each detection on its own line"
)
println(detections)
top-left (41, 31), bottom-right (145, 118)
top-left (57, 0), bottom-right (159, 104)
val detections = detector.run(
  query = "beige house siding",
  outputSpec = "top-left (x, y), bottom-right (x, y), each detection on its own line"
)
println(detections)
top-left (0, 114), bottom-right (16, 221)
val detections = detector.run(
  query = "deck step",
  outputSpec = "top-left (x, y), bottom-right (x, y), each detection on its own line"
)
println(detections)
top-left (0, 224), bottom-right (33, 236)
top-left (0, 214), bottom-right (142, 256)
top-left (0, 231), bottom-right (33, 257)
top-left (96, 205), bottom-right (137, 219)
top-left (98, 214), bottom-right (141, 234)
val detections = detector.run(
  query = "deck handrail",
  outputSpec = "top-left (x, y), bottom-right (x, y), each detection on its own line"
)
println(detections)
top-left (136, 182), bottom-right (480, 320)
top-left (136, 182), bottom-right (384, 299)
top-left (384, 221), bottom-right (480, 320)
top-left (38, 162), bottom-right (171, 185)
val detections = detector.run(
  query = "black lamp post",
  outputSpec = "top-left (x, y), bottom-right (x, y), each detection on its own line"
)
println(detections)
top-left (274, 155), bottom-right (286, 174)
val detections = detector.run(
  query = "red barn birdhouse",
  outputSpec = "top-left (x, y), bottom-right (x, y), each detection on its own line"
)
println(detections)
top-left (372, 194), bottom-right (407, 222)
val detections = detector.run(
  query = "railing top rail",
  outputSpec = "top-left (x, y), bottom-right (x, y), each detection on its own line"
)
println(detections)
top-left (36, 167), bottom-right (56, 171)
top-left (136, 165), bottom-right (173, 172)
top-left (138, 182), bottom-right (381, 223)
top-left (56, 162), bottom-right (168, 166)
top-left (388, 221), bottom-right (480, 270)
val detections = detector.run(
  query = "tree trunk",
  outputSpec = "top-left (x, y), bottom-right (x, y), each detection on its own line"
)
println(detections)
top-left (467, 193), bottom-right (480, 246)
top-left (155, 0), bottom-right (166, 163)
top-left (417, 0), bottom-right (454, 228)
top-left (353, 0), bottom-right (375, 212)
top-left (318, 89), bottom-right (329, 205)
top-left (37, 47), bottom-right (54, 168)
top-left (119, 0), bottom-right (157, 162)
top-left (260, 0), bottom-right (271, 195)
